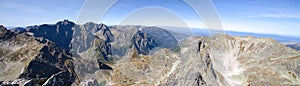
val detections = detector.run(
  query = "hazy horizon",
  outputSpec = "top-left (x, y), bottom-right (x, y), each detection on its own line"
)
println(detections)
top-left (1, 0), bottom-right (299, 37)
top-left (3, 20), bottom-right (300, 40)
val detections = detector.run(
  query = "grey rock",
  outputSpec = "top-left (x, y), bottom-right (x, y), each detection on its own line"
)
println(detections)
top-left (9, 27), bottom-right (26, 34)
top-left (131, 30), bottom-right (158, 55)
top-left (26, 20), bottom-right (75, 50)
top-left (0, 25), bottom-right (8, 37)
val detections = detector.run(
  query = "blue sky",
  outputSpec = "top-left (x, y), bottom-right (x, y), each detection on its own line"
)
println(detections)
top-left (0, 0), bottom-right (84, 26)
top-left (0, 0), bottom-right (299, 37)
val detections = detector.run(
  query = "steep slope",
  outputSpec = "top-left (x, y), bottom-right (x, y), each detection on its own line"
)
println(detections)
top-left (0, 26), bottom-right (77, 85)
top-left (131, 30), bottom-right (158, 55)
top-left (71, 22), bottom-right (114, 55)
top-left (26, 20), bottom-right (75, 50)
top-left (22, 21), bottom-right (117, 85)
top-left (111, 25), bottom-right (180, 55)
top-left (202, 34), bottom-right (300, 85)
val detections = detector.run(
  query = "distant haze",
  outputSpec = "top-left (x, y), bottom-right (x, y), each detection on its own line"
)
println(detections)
top-left (0, 0), bottom-right (299, 37)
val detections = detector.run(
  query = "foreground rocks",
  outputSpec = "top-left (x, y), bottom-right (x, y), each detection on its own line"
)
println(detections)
top-left (0, 26), bottom-right (77, 85)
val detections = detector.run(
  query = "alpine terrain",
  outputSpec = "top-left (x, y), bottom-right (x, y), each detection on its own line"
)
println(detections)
top-left (0, 20), bottom-right (300, 86)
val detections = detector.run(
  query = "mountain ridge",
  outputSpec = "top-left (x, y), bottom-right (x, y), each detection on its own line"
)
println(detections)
top-left (1, 20), bottom-right (300, 85)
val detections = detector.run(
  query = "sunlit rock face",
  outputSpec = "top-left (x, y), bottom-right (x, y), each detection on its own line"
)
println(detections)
top-left (202, 34), bottom-right (300, 85)
top-left (1, 21), bottom-right (300, 86)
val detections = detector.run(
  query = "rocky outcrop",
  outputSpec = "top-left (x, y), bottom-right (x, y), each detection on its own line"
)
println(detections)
top-left (42, 70), bottom-right (75, 86)
top-left (131, 30), bottom-right (157, 55)
top-left (0, 27), bottom-right (77, 86)
top-left (19, 41), bottom-right (77, 86)
top-left (0, 79), bottom-right (33, 86)
top-left (130, 26), bottom-right (179, 55)
top-left (9, 27), bottom-right (26, 34)
top-left (0, 25), bottom-right (15, 40)
top-left (141, 26), bottom-right (179, 49)
top-left (95, 39), bottom-right (113, 62)
top-left (0, 25), bottom-right (8, 37)
top-left (20, 20), bottom-right (115, 66)
top-left (201, 34), bottom-right (300, 85)
top-left (27, 20), bottom-right (75, 50)
top-left (71, 22), bottom-right (114, 54)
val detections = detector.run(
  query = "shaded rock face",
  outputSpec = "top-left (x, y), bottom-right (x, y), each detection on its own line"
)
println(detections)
top-left (19, 42), bottom-right (76, 85)
top-left (42, 70), bottom-right (75, 86)
top-left (109, 25), bottom-right (180, 57)
top-left (0, 25), bottom-right (15, 40)
top-left (4, 21), bottom-right (116, 85)
top-left (0, 25), bottom-right (7, 37)
top-left (99, 24), bottom-right (114, 42)
top-left (71, 22), bottom-right (114, 54)
top-left (108, 25), bottom-right (141, 56)
top-left (70, 22), bottom-right (115, 72)
top-left (97, 61), bottom-right (113, 70)
top-left (131, 30), bottom-right (158, 55)
top-left (141, 27), bottom-right (179, 49)
top-left (0, 27), bottom-right (77, 86)
top-left (283, 42), bottom-right (300, 50)
top-left (95, 40), bottom-right (113, 62)
top-left (9, 27), bottom-right (26, 34)
top-left (27, 20), bottom-right (75, 50)
top-left (24, 21), bottom-right (115, 66)
top-left (130, 26), bottom-right (179, 55)
top-left (0, 23), bottom-right (116, 86)
top-left (288, 44), bottom-right (300, 50)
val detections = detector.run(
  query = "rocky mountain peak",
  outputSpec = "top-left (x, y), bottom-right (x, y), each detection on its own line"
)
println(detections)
top-left (96, 23), bottom-right (114, 42)
top-left (0, 25), bottom-right (7, 31)
top-left (57, 19), bottom-right (75, 26)
top-left (0, 25), bottom-right (7, 37)
top-left (131, 30), bottom-right (158, 55)
top-left (0, 26), bottom-right (77, 85)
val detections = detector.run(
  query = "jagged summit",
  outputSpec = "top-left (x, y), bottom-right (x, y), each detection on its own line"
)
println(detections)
top-left (0, 25), bottom-right (7, 37)
top-left (57, 19), bottom-right (75, 25)
top-left (131, 30), bottom-right (158, 55)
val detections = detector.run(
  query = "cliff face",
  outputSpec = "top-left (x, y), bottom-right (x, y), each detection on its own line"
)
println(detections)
top-left (131, 30), bottom-right (158, 55)
top-left (0, 26), bottom-right (76, 85)
top-left (26, 20), bottom-right (75, 50)
top-left (0, 20), bottom-right (115, 85)
top-left (1, 21), bottom-right (300, 86)
top-left (190, 35), bottom-right (300, 86)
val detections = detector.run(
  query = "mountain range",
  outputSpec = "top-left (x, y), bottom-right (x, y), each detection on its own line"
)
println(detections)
top-left (0, 20), bottom-right (300, 86)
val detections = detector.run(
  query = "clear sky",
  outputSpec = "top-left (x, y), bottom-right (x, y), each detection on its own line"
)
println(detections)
top-left (0, 0), bottom-right (299, 37)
